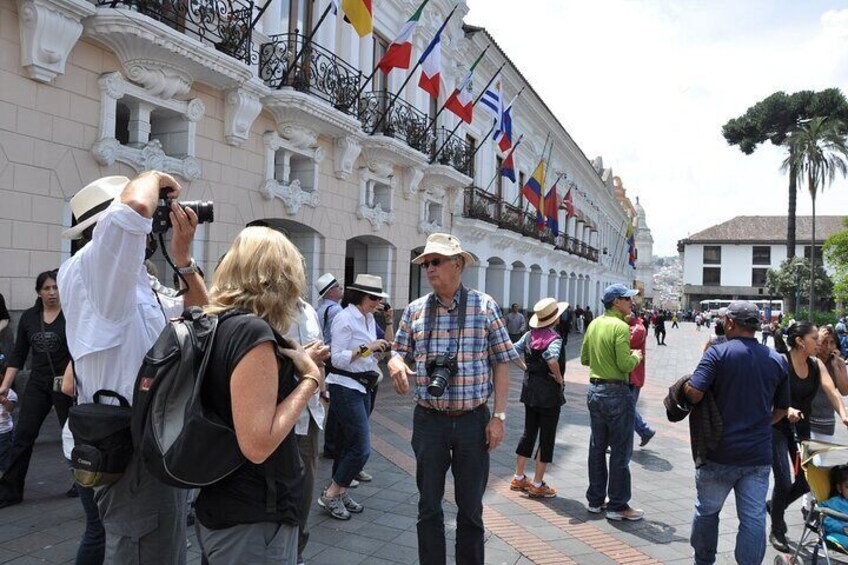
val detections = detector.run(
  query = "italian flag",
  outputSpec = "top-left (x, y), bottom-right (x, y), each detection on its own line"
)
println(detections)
top-left (342, 0), bottom-right (373, 37)
top-left (444, 51), bottom-right (485, 124)
top-left (418, 27), bottom-right (442, 99)
top-left (378, 0), bottom-right (429, 75)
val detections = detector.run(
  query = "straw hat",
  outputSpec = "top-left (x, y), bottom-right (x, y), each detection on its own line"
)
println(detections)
top-left (314, 273), bottom-right (339, 297)
top-left (412, 233), bottom-right (476, 266)
top-left (529, 298), bottom-right (569, 329)
top-left (347, 274), bottom-right (389, 298)
top-left (62, 176), bottom-right (129, 240)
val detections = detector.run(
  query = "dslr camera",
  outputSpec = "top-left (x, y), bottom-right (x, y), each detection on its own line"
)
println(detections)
top-left (425, 353), bottom-right (458, 398)
top-left (152, 189), bottom-right (214, 233)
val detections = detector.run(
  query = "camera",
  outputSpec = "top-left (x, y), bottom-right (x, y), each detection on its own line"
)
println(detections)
top-left (425, 353), bottom-right (458, 398)
top-left (152, 189), bottom-right (214, 233)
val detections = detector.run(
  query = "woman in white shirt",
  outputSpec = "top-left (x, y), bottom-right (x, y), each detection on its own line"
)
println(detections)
top-left (318, 274), bottom-right (389, 521)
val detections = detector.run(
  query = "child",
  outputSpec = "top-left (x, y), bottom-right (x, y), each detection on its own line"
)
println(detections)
top-left (822, 465), bottom-right (848, 548)
top-left (510, 298), bottom-right (567, 499)
top-left (0, 353), bottom-right (17, 472)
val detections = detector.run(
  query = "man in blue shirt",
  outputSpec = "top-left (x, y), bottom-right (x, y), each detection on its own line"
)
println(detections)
top-left (684, 301), bottom-right (790, 565)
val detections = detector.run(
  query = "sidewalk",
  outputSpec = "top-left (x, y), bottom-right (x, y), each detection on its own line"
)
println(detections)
top-left (0, 323), bottom-right (811, 563)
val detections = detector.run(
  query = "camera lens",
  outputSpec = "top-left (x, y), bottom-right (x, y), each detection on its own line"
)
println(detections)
top-left (427, 373), bottom-right (448, 397)
top-left (182, 201), bottom-right (214, 225)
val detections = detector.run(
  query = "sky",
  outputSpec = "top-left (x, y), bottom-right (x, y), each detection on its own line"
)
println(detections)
top-left (464, 0), bottom-right (848, 256)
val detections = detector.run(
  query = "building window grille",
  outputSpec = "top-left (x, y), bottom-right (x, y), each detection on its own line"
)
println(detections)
top-left (703, 267), bottom-right (721, 285)
top-left (752, 246), bottom-right (771, 265)
top-left (703, 245), bottom-right (721, 265)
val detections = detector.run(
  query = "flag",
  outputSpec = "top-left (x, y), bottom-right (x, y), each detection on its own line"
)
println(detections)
top-left (377, 0), bottom-right (429, 74)
top-left (418, 20), bottom-right (446, 98)
top-left (544, 178), bottom-right (560, 233)
top-left (342, 0), bottom-right (372, 37)
top-left (560, 188), bottom-right (575, 218)
top-left (444, 50), bottom-right (485, 124)
top-left (522, 159), bottom-right (545, 214)
top-left (627, 219), bottom-right (637, 268)
top-left (329, 0), bottom-right (339, 13)
top-left (480, 73), bottom-right (503, 134)
top-left (499, 135), bottom-right (522, 182)
top-left (494, 102), bottom-right (513, 152)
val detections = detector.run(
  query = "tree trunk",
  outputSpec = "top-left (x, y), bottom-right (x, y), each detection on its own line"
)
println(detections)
top-left (786, 159), bottom-right (798, 313)
top-left (810, 190), bottom-right (816, 316)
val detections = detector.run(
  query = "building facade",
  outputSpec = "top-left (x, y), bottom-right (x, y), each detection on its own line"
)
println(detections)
top-left (677, 215), bottom-right (845, 308)
top-left (0, 0), bottom-right (641, 317)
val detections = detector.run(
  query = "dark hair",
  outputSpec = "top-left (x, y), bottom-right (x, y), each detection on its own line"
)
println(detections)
top-left (832, 465), bottom-right (848, 493)
top-left (343, 288), bottom-right (369, 308)
top-left (774, 320), bottom-right (817, 354)
top-left (35, 270), bottom-right (58, 292)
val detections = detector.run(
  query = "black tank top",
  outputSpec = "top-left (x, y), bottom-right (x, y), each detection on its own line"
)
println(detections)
top-left (776, 354), bottom-right (820, 440)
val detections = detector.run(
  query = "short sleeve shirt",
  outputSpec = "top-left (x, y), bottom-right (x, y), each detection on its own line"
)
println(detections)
top-left (689, 337), bottom-right (790, 466)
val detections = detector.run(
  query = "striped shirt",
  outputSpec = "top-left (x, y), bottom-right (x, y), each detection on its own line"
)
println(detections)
top-left (393, 286), bottom-right (518, 411)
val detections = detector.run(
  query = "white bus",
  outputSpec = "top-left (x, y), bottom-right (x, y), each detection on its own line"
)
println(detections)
top-left (698, 299), bottom-right (783, 321)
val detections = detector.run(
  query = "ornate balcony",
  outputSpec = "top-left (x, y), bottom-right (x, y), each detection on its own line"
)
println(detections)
top-left (431, 127), bottom-right (473, 178)
top-left (94, 0), bottom-right (255, 65)
top-left (259, 33), bottom-right (362, 116)
top-left (359, 93), bottom-right (432, 155)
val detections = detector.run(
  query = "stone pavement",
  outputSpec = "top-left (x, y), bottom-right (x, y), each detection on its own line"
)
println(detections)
top-left (0, 322), bottom-right (830, 564)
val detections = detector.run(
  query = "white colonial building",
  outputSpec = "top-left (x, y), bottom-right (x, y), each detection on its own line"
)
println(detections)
top-left (0, 0), bottom-right (642, 317)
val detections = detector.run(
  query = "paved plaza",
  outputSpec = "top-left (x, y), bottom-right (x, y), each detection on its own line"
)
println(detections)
top-left (0, 322), bottom-right (826, 564)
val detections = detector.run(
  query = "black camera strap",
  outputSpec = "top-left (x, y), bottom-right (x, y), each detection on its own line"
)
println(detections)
top-left (424, 285), bottom-right (468, 361)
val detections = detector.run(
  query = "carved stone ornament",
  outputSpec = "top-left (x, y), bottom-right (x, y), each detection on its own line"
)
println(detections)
top-left (404, 166), bottom-right (424, 199)
top-left (278, 122), bottom-right (318, 149)
top-left (418, 219), bottom-right (441, 235)
top-left (365, 158), bottom-right (393, 179)
top-left (17, 0), bottom-right (95, 83)
top-left (334, 136), bottom-right (361, 180)
top-left (357, 203), bottom-right (394, 232)
top-left (260, 178), bottom-right (321, 216)
top-left (91, 138), bottom-right (202, 180)
top-left (124, 60), bottom-right (193, 99)
top-left (224, 87), bottom-right (262, 146)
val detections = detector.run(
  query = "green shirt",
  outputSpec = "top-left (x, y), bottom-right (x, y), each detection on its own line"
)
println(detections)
top-left (580, 308), bottom-right (640, 381)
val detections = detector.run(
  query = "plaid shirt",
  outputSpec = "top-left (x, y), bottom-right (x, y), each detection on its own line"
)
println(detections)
top-left (393, 286), bottom-right (518, 411)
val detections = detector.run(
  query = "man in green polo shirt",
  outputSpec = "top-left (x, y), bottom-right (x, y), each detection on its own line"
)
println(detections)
top-left (581, 284), bottom-right (644, 521)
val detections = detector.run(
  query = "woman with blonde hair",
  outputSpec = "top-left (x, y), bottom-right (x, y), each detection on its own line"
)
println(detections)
top-left (195, 226), bottom-right (324, 565)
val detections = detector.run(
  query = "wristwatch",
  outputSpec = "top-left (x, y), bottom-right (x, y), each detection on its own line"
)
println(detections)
top-left (176, 258), bottom-right (200, 275)
top-left (493, 411), bottom-right (506, 422)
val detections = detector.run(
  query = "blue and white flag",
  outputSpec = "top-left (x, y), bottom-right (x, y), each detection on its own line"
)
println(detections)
top-left (329, 0), bottom-right (339, 14)
top-left (480, 72), bottom-right (503, 131)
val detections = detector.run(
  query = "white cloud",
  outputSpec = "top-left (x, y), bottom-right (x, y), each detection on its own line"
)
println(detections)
top-left (465, 1), bottom-right (848, 255)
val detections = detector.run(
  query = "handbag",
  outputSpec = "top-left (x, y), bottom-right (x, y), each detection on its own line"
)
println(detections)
top-left (68, 389), bottom-right (134, 487)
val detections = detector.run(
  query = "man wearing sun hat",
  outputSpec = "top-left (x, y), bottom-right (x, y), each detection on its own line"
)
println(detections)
top-left (56, 171), bottom-right (207, 564)
top-left (581, 283), bottom-right (644, 522)
top-left (388, 233), bottom-right (518, 565)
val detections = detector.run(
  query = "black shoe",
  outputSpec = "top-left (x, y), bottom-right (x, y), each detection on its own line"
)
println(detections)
top-left (770, 532), bottom-right (790, 553)
top-left (0, 497), bottom-right (22, 509)
top-left (66, 484), bottom-right (79, 498)
top-left (639, 430), bottom-right (656, 447)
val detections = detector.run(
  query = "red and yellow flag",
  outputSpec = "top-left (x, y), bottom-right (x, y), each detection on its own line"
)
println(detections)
top-left (342, 0), bottom-right (373, 37)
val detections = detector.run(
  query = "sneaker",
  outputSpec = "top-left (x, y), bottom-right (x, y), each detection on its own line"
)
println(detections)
top-left (606, 507), bottom-right (644, 521)
top-left (587, 503), bottom-right (607, 514)
top-left (639, 430), bottom-right (656, 447)
top-left (318, 493), bottom-right (351, 520)
top-left (341, 491), bottom-right (364, 513)
top-left (349, 479), bottom-right (360, 488)
top-left (356, 470), bottom-right (373, 482)
top-left (510, 476), bottom-right (530, 491)
top-left (526, 482), bottom-right (557, 499)
top-left (769, 532), bottom-right (790, 553)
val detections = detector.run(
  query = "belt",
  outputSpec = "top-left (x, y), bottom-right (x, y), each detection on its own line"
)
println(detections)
top-left (589, 378), bottom-right (628, 386)
top-left (417, 402), bottom-right (486, 417)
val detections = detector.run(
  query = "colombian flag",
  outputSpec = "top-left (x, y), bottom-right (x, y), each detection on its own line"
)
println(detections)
top-left (342, 0), bottom-right (373, 37)
top-left (522, 160), bottom-right (544, 214)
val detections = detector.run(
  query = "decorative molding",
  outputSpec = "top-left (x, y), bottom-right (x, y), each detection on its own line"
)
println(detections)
top-left (358, 203), bottom-right (394, 231)
top-left (357, 167), bottom-right (396, 231)
top-left (224, 83), bottom-right (263, 146)
top-left (404, 166), bottom-right (424, 199)
top-left (334, 136), bottom-right (361, 180)
top-left (92, 138), bottom-right (202, 180)
top-left (264, 90), bottom-right (364, 139)
top-left (124, 59), bottom-right (192, 98)
top-left (260, 131), bottom-right (322, 216)
top-left (278, 122), bottom-right (318, 149)
top-left (260, 178), bottom-right (321, 215)
top-left (17, 0), bottom-right (95, 83)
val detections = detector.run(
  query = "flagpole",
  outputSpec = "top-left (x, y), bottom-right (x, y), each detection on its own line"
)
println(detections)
top-left (233, 0), bottom-right (279, 55)
top-left (424, 46), bottom-right (490, 134)
top-left (430, 62), bottom-right (506, 164)
top-left (277, 3), bottom-right (336, 90)
top-left (466, 119), bottom-right (498, 163)
top-left (511, 132), bottom-right (547, 207)
top-left (371, 5), bottom-right (458, 135)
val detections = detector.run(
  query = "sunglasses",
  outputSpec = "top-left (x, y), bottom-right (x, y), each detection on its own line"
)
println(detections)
top-left (420, 257), bottom-right (453, 269)
top-left (366, 295), bottom-right (382, 301)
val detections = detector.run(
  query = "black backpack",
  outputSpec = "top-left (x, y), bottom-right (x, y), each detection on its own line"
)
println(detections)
top-left (131, 307), bottom-right (246, 488)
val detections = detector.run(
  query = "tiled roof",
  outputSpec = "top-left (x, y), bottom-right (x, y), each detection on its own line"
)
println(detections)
top-left (679, 216), bottom-right (847, 245)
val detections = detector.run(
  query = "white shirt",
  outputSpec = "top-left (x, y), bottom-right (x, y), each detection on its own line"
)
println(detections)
top-left (327, 304), bottom-right (379, 394)
top-left (58, 202), bottom-right (183, 406)
top-left (284, 299), bottom-right (325, 435)
top-left (0, 388), bottom-right (18, 434)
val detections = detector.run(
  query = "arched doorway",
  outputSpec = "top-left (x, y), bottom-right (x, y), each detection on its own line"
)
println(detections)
top-left (485, 257), bottom-right (507, 306)
top-left (510, 261), bottom-right (527, 309)
top-left (346, 235), bottom-right (396, 302)
top-left (528, 264), bottom-right (543, 307)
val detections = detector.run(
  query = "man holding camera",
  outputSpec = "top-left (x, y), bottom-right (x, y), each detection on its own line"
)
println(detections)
top-left (58, 171), bottom-right (208, 564)
top-left (388, 233), bottom-right (517, 565)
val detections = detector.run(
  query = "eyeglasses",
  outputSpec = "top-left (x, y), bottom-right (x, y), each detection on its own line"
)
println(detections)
top-left (366, 295), bottom-right (382, 302)
top-left (420, 257), bottom-right (453, 269)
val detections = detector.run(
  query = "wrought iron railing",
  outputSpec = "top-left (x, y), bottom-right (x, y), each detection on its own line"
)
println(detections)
top-left (463, 187), bottom-right (599, 262)
top-left (359, 93), bottom-right (432, 154)
top-left (97, 0), bottom-right (255, 64)
top-left (431, 127), bottom-right (473, 177)
top-left (259, 33), bottom-right (362, 114)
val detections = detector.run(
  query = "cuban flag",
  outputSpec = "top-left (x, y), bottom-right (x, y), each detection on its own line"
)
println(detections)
top-left (499, 135), bottom-right (522, 182)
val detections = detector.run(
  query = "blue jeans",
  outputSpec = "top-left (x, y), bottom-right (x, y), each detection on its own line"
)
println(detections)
top-left (631, 386), bottom-right (653, 440)
top-left (328, 384), bottom-right (371, 488)
top-left (76, 482), bottom-right (105, 565)
top-left (586, 382), bottom-right (634, 511)
top-left (0, 430), bottom-right (13, 472)
top-left (690, 462), bottom-right (770, 565)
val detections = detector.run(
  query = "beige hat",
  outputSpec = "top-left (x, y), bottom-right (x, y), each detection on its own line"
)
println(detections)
top-left (347, 274), bottom-right (389, 298)
top-left (529, 298), bottom-right (569, 329)
top-left (412, 233), bottom-right (475, 266)
top-left (314, 273), bottom-right (339, 297)
top-left (62, 176), bottom-right (129, 240)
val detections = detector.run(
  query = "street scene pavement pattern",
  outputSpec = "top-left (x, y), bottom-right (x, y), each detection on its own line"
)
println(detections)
top-left (0, 322), bottom-right (820, 564)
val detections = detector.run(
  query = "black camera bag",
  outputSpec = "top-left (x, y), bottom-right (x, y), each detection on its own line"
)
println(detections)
top-left (69, 389), bottom-right (133, 487)
top-left (324, 362), bottom-right (381, 390)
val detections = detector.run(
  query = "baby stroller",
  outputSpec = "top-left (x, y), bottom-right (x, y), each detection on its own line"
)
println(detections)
top-left (775, 440), bottom-right (848, 564)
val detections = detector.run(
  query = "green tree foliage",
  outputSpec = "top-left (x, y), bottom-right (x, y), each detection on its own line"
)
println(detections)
top-left (824, 218), bottom-right (848, 308)
top-left (766, 257), bottom-right (833, 313)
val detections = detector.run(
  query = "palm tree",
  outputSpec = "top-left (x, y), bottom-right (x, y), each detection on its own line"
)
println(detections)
top-left (782, 116), bottom-right (848, 315)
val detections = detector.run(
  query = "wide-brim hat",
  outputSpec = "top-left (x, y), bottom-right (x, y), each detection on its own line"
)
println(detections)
top-left (314, 273), bottom-right (339, 297)
top-left (347, 274), bottom-right (389, 298)
top-left (412, 233), bottom-right (476, 266)
top-left (530, 298), bottom-right (569, 329)
top-left (62, 176), bottom-right (129, 240)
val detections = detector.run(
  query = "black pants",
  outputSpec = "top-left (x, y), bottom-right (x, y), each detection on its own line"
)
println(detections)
top-left (412, 404), bottom-right (490, 565)
top-left (655, 328), bottom-right (666, 344)
top-left (0, 372), bottom-right (72, 501)
top-left (515, 404), bottom-right (561, 464)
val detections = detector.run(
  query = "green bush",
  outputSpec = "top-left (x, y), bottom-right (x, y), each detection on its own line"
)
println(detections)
top-left (780, 311), bottom-right (839, 328)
